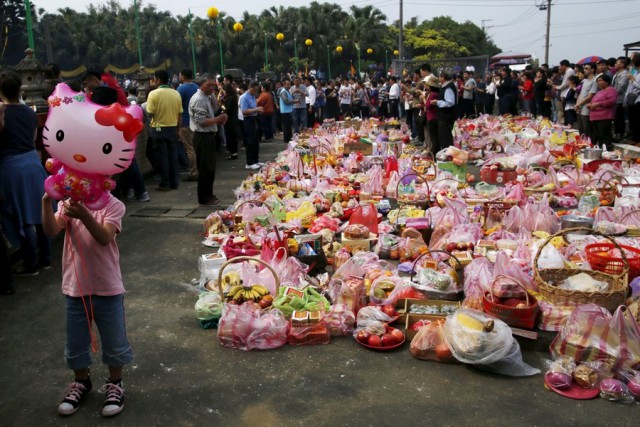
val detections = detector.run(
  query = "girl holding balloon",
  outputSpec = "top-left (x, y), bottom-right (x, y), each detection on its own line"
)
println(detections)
top-left (40, 82), bottom-right (144, 417)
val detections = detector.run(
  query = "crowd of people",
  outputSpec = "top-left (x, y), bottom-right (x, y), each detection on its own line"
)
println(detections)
top-left (174, 53), bottom-right (640, 170)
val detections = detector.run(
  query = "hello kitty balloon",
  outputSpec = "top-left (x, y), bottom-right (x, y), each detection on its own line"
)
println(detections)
top-left (42, 83), bottom-right (144, 210)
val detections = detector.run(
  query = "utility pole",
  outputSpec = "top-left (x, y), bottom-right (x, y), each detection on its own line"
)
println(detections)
top-left (539, 0), bottom-right (552, 64)
top-left (481, 19), bottom-right (493, 33)
top-left (398, 0), bottom-right (404, 66)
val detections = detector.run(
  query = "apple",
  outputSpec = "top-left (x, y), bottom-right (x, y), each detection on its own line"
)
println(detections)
top-left (367, 335), bottom-right (382, 346)
top-left (446, 242), bottom-right (458, 252)
top-left (390, 328), bottom-right (405, 344)
top-left (356, 330), bottom-right (369, 344)
top-left (381, 333), bottom-right (395, 347)
top-left (467, 242), bottom-right (475, 251)
top-left (381, 305), bottom-right (396, 317)
top-left (457, 242), bottom-right (467, 250)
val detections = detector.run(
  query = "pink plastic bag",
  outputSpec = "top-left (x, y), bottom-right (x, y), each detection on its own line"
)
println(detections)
top-left (217, 302), bottom-right (289, 350)
top-left (493, 251), bottom-right (535, 292)
top-left (551, 305), bottom-right (640, 372)
top-left (430, 198), bottom-right (469, 247)
top-left (504, 183), bottom-right (527, 207)
top-left (462, 257), bottom-right (494, 310)
top-left (386, 171), bottom-right (400, 198)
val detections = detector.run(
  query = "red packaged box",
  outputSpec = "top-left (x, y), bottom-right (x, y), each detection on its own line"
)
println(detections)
top-left (479, 167), bottom-right (519, 185)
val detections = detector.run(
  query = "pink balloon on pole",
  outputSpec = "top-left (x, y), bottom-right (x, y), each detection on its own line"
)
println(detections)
top-left (42, 83), bottom-right (144, 209)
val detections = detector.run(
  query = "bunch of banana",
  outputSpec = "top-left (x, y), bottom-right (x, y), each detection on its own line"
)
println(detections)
top-left (226, 285), bottom-right (271, 302)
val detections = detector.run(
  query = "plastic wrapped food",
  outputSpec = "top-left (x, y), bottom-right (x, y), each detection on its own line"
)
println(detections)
top-left (544, 356), bottom-right (576, 390)
top-left (415, 268), bottom-right (454, 292)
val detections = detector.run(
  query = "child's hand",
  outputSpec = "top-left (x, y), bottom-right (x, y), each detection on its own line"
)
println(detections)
top-left (63, 200), bottom-right (90, 221)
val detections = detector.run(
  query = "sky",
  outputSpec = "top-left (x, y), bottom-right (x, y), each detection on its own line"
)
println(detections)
top-left (38, 0), bottom-right (640, 65)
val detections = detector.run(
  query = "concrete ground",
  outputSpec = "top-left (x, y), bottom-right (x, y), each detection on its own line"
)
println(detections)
top-left (0, 136), bottom-right (637, 427)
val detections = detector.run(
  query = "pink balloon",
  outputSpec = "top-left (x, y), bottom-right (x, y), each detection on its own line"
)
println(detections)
top-left (44, 158), bottom-right (114, 210)
top-left (42, 83), bottom-right (144, 209)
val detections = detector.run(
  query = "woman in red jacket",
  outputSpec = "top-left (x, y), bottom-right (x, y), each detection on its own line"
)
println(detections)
top-left (519, 72), bottom-right (534, 115)
top-left (587, 74), bottom-right (617, 146)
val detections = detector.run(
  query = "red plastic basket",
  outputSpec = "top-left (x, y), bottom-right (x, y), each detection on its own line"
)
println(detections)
top-left (482, 275), bottom-right (539, 330)
top-left (584, 243), bottom-right (640, 281)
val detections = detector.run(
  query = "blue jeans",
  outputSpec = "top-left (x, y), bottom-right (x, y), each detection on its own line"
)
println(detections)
top-left (65, 294), bottom-right (133, 370)
top-left (292, 108), bottom-right (307, 133)
top-left (153, 127), bottom-right (179, 189)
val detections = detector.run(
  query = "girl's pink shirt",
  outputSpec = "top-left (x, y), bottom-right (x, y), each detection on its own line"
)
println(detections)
top-left (55, 195), bottom-right (125, 297)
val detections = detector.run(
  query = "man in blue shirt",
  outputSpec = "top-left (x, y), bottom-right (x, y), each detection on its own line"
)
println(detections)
top-left (240, 81), bottom-right (264, 170)
top-left (177, 69), bottom-right (199, 181)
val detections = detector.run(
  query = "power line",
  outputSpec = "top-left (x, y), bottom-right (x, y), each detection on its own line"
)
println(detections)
top-left (553, 24), bottom-right (638, 38)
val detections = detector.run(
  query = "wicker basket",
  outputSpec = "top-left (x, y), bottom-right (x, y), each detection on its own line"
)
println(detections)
top-left (217, 256), bottom-right (280, 302)
top-left (483, 275), bottom-right (539, 329)
top-left (396, 173), bottom-right (430, 208)
top-left (533, 227), bottom-right (629, 312)
top-left (232, 199), bottom-right (272, 231)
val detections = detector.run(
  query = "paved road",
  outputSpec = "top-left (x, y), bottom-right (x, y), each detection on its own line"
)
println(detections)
top-left (0, 137), bottom-right (637, 426)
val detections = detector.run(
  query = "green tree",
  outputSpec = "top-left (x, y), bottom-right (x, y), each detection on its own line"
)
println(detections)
top-left (1, 0), bottom-right (28, 65)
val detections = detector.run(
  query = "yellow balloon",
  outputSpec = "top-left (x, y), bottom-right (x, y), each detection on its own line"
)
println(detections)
top-left (305, 39), bottom-right (313, 46)
top-left (233, 22), bottom-right (243, 32)
top-left (336, 45), bottom-right (343, 53)
top-left (207, 7), bottom-right (219, 19)
top-left (393, 50), bottom-right (399, 55)
top-left (367, 48), bottom-right (373, 54)
top-left (276, 33), bottom-right (285, 41)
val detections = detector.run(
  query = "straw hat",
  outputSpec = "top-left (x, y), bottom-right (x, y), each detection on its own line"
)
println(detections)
top-left (425, 75), bottom-right (440, 88)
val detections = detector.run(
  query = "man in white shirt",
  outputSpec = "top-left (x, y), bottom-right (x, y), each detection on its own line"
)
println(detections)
top-left (461, 71), bottom-right (476, 117)
top-left (554, 59), bottom-right (575, 124)
top-left (574, 63), bottom-right (597, 138)
top-left (305, 76), bottom-right (317, 127)
top-left (388, 76), bottom-right (400, 118)
top-left (338, 78), bottom-right (352, 118)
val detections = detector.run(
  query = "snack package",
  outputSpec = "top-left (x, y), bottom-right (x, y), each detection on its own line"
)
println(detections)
top-left (544, 356), bottom-right (576, 390)
top-left (599, 378), bottom-right (634, 403)
top-left (573, 362), bottom-right (601, 389)
top-left (618, 369), bottom-right (640, 401)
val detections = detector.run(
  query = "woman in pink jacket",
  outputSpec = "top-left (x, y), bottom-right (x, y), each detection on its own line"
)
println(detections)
top-left (587, 74), bottom-right (617, 145)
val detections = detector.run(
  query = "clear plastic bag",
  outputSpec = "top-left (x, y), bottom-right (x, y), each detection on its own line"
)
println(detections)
top-left (410, 320), bottom-right (454, 362)
top-left (195, 292), bottom-right (223, 321)
top-left (544, 356), bottom-right (576, 389)
top-left (473, 339), bottom-right (541, 377)
top-left (443, 309), bottom-right (512, 365)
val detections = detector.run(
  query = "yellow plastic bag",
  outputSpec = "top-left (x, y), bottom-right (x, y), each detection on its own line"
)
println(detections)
top-left (286, 201), bottom-right (316, 228)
